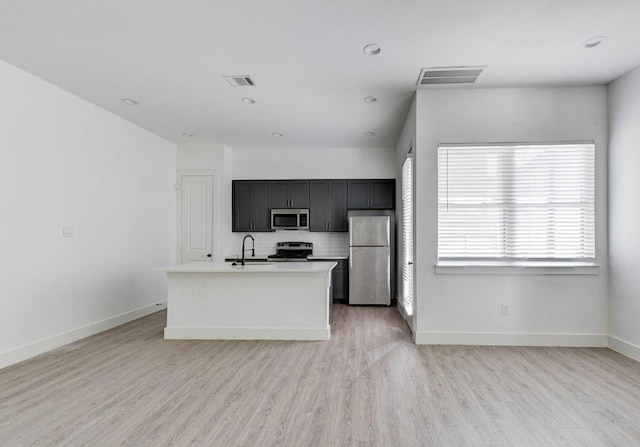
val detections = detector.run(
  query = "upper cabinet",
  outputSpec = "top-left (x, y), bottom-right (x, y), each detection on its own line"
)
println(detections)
top-left (347, 179), bottom-right (395, 209)
top-left (309, 180), bottom-right (348, 232)
top-left (232, 180), bottom-right (272, 232)
top-left (271, 180), bottom-right (309, 209)
top-left (232, 178), bottom-right (394, 232)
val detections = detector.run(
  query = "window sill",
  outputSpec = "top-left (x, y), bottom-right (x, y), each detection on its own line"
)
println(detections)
top-left (435, 261), bottom-right (599, 275)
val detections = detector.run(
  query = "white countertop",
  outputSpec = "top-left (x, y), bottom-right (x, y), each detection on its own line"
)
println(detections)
top-left (307, 256), bottom-right (348, 260)
top-left (156, 262), bottom-right (336, 274)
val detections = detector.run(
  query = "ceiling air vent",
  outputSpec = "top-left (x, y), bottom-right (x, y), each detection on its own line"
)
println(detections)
top-left (223, 75), bottom-right (256, 87)
top-left (417, 66), bottom-right (487, 86)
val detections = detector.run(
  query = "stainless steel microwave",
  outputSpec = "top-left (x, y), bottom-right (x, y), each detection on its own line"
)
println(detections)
top-left (271, 209), bottom-right (309, 230)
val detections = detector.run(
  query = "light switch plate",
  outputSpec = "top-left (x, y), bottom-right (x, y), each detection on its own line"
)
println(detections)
top-left (63, 226), bottom-right (74, 237)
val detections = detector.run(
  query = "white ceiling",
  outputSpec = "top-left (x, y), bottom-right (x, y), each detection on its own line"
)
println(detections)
top-left (1, 0), bottom-right (640, 150)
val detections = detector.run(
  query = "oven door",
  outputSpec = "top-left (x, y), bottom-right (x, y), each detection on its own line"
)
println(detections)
top-left (271, 209), bottom-right (298, 230)
top-left (271, 209), bottom-right (309, 230)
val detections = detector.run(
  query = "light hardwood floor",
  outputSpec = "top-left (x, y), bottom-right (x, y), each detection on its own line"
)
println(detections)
top-left (1, 305), bottom-right (639, 447)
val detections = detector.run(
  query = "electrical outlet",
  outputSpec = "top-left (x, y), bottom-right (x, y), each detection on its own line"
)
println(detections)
top-left (501, 304), bottom-right (509, 316)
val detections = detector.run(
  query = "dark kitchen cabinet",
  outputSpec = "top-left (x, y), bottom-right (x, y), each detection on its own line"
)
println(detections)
top-left (332, 259), bottom-right (349, 302)
top-left (347, 179), bottom-right (395, 209)
top-left (232, 180), bottom-right (272, 232)
top-left (270, 180), bottom-right (309, 208)
top-left (309, 180), bottom-right (348, 232)
top-left (311, 259), bottom-right (349, 303)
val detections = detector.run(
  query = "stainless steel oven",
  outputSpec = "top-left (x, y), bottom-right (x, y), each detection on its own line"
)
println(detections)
top-left (267, 242), bottom-right (313, 261)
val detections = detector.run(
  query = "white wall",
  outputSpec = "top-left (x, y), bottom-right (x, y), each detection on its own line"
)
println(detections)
top-left (608, 67), bottom-right (640, 361)
top-left (178, 145), bottom-right (396, 259)
top-left (0, 60), bottom-right (176, 368)
top-left (412, 87), bottom-right (608, 345)
top-left (232, 147), bottom-right (395, 179)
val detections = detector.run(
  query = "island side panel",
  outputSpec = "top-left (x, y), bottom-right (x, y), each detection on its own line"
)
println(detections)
top-left (164, 269), bottom-right (332, 340)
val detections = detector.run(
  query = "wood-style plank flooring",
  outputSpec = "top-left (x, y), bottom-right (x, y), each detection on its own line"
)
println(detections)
top-left (1, 305), bottom-right (640, 446)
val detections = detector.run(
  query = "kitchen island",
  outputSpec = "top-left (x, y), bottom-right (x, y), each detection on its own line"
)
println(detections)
top-left (157, 262), bottom-right (336, 340)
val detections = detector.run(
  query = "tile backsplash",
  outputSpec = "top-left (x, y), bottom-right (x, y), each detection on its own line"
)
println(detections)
top-left (227, 231), bottom-right (349, 258)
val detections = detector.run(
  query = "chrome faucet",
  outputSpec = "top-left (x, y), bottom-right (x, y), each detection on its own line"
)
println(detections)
top-left (241, 235), bottom-right (255, 265)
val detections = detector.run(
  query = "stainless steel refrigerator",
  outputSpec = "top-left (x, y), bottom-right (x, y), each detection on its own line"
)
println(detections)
top-left (348, 210), bottom-right (394, 306)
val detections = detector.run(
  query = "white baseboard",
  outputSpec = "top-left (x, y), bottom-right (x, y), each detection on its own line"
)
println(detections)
top-left (164, 326), bottom-right (330, 341)
top-left (0, 301), bottom-right (167, 370)
top-left (415, 331), bottom-right (608, 347)
top-left (608, 336), bottom-right (640, 362)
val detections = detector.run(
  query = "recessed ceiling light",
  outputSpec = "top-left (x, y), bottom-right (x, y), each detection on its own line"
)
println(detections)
top-left (241, 97), bottom-right (256, 104)
top-left (121, 98), bottom-right (139, 106)
top-left (364, 131), bottom-right (375, 136)
top-left (272, 132), bottom-right (283, 137)
top-left (363, 96), bottom-right (378, 103)
top-left (181, 133), bottom-right (194, 138)
top-left (363, 44), bottom-right (382, 55)
top-left (583, 36), bottom-right (607, 48)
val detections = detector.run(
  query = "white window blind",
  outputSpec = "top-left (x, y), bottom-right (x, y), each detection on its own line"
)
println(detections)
top-left (438, 143), bottom-right (595, 262)
top-left (401, 156), bottom-right (414, 316)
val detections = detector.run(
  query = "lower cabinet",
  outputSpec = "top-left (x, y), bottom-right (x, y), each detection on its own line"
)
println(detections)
top-left (312, 259), bottom-right (349, 303)
top-left (311, 258), bottom-right (348, 325)
top-left (332, 260), bottom-right (349, 302)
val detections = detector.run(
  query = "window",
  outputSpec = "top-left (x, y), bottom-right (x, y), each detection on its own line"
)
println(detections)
top-left (437, 142), bottom-right (595, 264)
top-left (401, 155), bottom-right (413, 316)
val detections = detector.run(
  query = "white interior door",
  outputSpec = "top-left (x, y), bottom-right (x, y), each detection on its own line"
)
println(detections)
top-left (179, 174), bottom-right (214, 263)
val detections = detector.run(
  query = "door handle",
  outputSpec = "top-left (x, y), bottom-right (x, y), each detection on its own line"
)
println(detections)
top-left (207, 254), bottom-right (212, 258)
